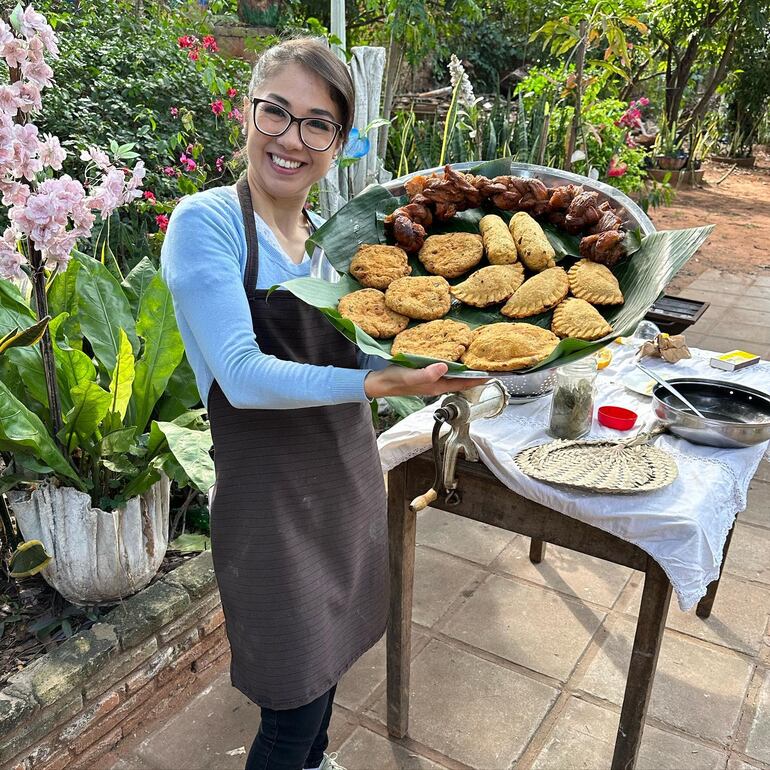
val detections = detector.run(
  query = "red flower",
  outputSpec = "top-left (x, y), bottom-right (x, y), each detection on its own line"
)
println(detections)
top-left (227, 87), bottom-right (238, 98)
top-left (143, 190), bottom-right (157, 203)
top-left (189, 48), bottom-right (200, 62)
top-left (211, 100), bottom-right (224, 116)
top-left (202, 35), bottom-right (218, 52)
top-left (156, 214), bottom-right (169, 233)
top-left (178, 35), bottom-right (196, 49)
top-left (607, 157), bottom-right (628, 178)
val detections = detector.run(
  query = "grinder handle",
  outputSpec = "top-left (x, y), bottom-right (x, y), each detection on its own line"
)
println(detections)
top-left (410, 488), bottom-right (438, 513)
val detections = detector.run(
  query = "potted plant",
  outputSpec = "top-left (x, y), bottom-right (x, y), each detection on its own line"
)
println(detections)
top-left (651, 118), bottom-right (687, 171)
top-left (0, 4), bottom-right (213, 604)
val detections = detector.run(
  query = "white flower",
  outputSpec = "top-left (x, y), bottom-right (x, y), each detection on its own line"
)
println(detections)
top-left (447, 54), bottom-right (475, 110)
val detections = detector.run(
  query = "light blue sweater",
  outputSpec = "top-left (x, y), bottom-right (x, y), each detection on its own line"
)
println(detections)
top-left (161, 185), bottom-right (373, 410)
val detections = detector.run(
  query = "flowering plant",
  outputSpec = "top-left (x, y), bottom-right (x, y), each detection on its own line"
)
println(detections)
top-left (0, 4), bottom-right (212, 512)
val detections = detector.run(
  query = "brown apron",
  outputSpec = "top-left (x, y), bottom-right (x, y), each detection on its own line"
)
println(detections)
top-left (207, 178), bottom-right (388, 710)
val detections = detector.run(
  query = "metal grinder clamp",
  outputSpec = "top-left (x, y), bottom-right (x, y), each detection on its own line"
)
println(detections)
top-left (410, 380), bottom-right (509, 512)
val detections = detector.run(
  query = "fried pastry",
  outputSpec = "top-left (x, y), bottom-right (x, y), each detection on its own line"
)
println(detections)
top-left (391, 319), bottom-right (473, 362)
top-left (349, 244), bottom-right (412, 289)
top-left (450, 264), bottom-right (525, 308)
top-left (338, 289), bottom-right (409, 339)
top-left (461, 323), bottom-right (560, 371)
top-left (509, 212), bottom-right (556, 272)
top-left (418, 232), bottom-right (484, 279)
top-left (479, 214), bottom-right (518, 265)
top-left (551, 298), bottom-right (613, 340)
top-left (567, 259), bottom-right (624, 305)
top-left (500, 267), bottom-right (569, 319)
top-left (384, 276), bottom-right (452, 320)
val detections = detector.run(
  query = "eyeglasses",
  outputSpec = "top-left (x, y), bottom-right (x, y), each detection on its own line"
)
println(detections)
top-left (251, 98), bottom-right (342, 153)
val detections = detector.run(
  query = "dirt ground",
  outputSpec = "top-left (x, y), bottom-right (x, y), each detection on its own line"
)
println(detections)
top-left (648, 149), bottom-right (770, 292)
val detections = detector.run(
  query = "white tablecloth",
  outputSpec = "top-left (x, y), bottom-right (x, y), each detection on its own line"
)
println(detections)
top-left (377, 343), bottom-right (770, 611)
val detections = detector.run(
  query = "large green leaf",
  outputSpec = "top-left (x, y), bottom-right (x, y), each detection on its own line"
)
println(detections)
top-left (49, 313), bottom-right (96, 414)
top-left (74, 252), bottom-right (138, 373)
top-left (152, 421), bottom-right (214, 493)
top-left (108, 328), bottom-right (135, 421)
top-left (0, 380), bottom-right (82, 486)
top-left (122, 256), bottom-right (157, 318)
top-left (130, 273), bottom-right (184, 432)
top-left (47, 259), bottom-right (82, 342)
top-left (61, 380), bottom-right (112, 452)
top-left (0, 279), bottom-right (35, 333)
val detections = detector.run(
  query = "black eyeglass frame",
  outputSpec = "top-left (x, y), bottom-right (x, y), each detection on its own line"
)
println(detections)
top-left (251, 98), bottom-right (343, 152)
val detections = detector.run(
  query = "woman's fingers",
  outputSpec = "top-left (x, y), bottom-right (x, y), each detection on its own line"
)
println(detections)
top-left (364, 364), bottom-right (491, 398)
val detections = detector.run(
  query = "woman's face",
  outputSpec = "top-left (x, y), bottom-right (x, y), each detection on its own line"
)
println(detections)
top-left (244, 62), bottom-right (343, 200)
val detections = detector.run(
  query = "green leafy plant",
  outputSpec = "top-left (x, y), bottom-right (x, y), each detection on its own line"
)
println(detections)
top-left (0, 254), bottom-right (213, 511)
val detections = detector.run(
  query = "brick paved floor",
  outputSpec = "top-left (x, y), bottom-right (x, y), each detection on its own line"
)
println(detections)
top-left (105, 270), bottom-right (770, 770)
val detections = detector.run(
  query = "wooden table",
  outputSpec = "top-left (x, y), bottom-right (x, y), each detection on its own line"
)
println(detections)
top-left (386, 451), bottom-right (734, 770)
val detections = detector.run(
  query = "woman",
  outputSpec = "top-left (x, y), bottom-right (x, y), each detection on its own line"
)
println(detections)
top-left (162, 38), bottom-right (479, 770)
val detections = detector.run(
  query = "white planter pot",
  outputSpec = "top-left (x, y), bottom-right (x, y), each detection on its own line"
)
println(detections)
top-left (7, 475), bottom-right (170, 605)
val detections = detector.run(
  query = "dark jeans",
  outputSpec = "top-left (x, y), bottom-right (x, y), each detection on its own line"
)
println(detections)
top-left (245, 685), bottom-right (337, 770)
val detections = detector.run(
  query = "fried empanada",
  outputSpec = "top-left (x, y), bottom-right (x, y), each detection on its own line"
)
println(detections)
top-left (338, 288), bottom-right (409, 339)
top-left (450, 264), bottom-right (525, 308)
top-left (418, 232), bottom-right (484, 278)
top-left (567, 258), bottom-right (624, 305)
top-left (551, 298), bottom-right (613, 340)
top-left (391, 319), bottom-right (473, 362)
top-left (349, 244), bottom-right (411, 289)
top-left (479, 214), bottom-right (518, 265)
top-left (500, 267), bottom-right (569, 318)
top-left (461, 323), bottom-right (560, 371)
top-left (509, 212), bottom-right (556, 272)
top-left (384, 276), bottom-right (452, 320)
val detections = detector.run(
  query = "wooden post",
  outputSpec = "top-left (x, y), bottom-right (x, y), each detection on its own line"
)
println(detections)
top-left (564, 20), bottom-right (587, 172)
top-left (386, 462), bottom-right (417, 738)
top-left (529, 538), bottom-right (546, 564)
top-left (329, 0), bottom-right (346, 62)
top-left (611, 560), bottom-right (672, 770)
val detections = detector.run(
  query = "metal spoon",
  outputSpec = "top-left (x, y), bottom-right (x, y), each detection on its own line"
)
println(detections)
top-left (636, 362), bottom-right (707, 419)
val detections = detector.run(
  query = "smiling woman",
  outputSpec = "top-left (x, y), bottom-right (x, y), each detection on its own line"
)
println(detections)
top-left (160, 36), bottom-right (480, 770)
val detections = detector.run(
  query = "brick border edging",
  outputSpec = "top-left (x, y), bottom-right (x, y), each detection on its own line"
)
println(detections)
top-left (0, 550), bottom-right (227, 770)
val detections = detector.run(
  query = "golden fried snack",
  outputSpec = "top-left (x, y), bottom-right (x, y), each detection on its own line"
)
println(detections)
top-left (509, 212), bottom-right (556, 272)
top-left (391, 319), bottom-right (473, 362)
top-left (418, 232), bottom-right (484, 279)
top-left (551, 298), bottom-right (613, 340)
top-left (461, 323), bottom-right (560, 371)
top-left (338, 289), bottom-right (409, 339)
top-left (384, 276), bottom-right (452, 321)
top-left (500, 267), bottom-right (569, 319)
top-left (349, 244), bottom-right (412, 289)
top-left (567, 259), bottom-right (624, 305)
top-left (450, 264), bottom-right (525, 308)
top-left (479, 214), bottom-right (518, 265)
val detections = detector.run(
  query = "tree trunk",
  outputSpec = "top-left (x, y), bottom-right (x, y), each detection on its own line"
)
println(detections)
top-left (565, 21), bottom-right (587, 172)
top-left (377, 30), bottom-right (404, 161)
top-left (680, 18), bottom-right (741, 135)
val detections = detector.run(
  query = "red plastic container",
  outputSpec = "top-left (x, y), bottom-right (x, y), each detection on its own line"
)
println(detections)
top-left (598, 405), bottom-right (638, 431)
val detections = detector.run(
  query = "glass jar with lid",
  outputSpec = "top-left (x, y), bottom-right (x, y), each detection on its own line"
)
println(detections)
top-left (548, 357), bottom-right (598, 439)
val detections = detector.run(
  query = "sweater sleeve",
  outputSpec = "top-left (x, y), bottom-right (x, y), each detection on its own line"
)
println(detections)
top-left (161, 194), bottom-right (370, 410)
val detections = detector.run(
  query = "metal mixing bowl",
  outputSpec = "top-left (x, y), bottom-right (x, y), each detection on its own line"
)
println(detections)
top-left (652, 378), bottom-right (770, 448)
top-left (382, 161), bottom-right (656, 398)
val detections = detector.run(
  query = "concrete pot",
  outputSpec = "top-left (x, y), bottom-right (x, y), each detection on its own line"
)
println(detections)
top-left (7, 476), bottom-right (170, 605)
top-left (647, 167), bottom-right (705, 186)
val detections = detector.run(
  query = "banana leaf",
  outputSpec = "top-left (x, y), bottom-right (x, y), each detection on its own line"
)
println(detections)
top-left (289, 163), bottom-right (713, 374)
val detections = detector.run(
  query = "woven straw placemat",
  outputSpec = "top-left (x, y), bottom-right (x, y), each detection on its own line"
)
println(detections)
top-left (515, 438), bottom-right (678, 494)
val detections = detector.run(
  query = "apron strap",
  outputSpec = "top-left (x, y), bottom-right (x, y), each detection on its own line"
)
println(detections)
top-left (236, 175), bottom-right (318, 298)
top-left (236, 176), bottom-right (260, 300)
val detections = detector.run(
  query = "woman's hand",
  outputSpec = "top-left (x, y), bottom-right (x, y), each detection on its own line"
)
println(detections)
top-left (364, 363), bottom-right (489, 399)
